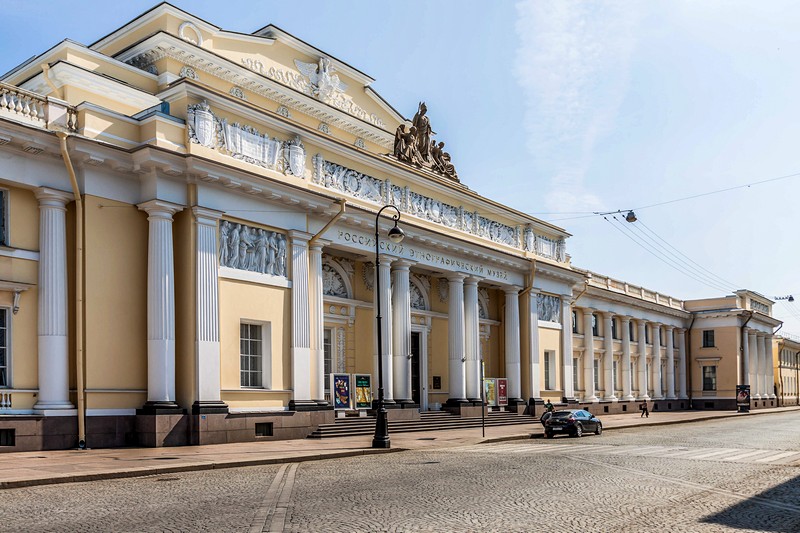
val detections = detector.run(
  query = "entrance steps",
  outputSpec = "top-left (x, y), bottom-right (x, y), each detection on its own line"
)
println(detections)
top-left (307, 410), bottom-right (535, 439)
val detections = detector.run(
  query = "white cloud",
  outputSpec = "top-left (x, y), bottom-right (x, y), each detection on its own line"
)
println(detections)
top-left (514, 0), bottom-right (642, 212)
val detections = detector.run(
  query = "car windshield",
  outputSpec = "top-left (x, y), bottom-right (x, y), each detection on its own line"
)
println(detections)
top-left (551, 411), bottom-right (573, 418)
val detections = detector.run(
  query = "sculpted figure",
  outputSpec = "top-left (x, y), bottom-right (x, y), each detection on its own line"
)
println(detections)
top-left (440, 144), bottom-right (457, 179)
top-left (238, 226), bottom-right (252, 270)
top-left (430, 140), bottom-right (445, 173)
top-left (412, 102), bottom-right (432, 162)
top-left (267, 231), bottom-right (278, 275)
top-left (228, 224), bottom-right (241, 269)
top-left (254, 229), bottom-right (268, 273)
top-left (276, 235), bottom-right (287, 276)
top-left (219, 221), bottom-right (230, 267)
top-left (393, 124), bottom-right (407, 159)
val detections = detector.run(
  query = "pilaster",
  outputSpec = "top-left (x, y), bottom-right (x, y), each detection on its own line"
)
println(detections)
top-left (528, 289), bottom-right (541, 401)
top-left (560, 295), bottom-right (575, 399)
top-left (288, 230), bottom-right (315, 410)
top-left (309, 240), bottom-right (328, 405)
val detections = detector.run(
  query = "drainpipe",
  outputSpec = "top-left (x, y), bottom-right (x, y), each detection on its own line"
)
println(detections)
top-left (308, 199), bottom-right (346, 246)
top-left (56, 132), bottom-right (85, 449)
top-left (41, 64), bottom-right (63, 99)
top-left (570, 273), bottom-right (591, 305)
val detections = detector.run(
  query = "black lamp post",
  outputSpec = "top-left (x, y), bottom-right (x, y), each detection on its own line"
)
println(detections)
top-left (372, 205), bottom-right (404, 449)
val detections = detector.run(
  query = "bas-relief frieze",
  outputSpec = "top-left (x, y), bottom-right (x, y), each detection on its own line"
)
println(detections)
top-left (335, 229), bottom-right (516, 284)
top-left (537, 293), bottom-right (561, 323)
top-left (187, 101), bottom-right (305, 175)
top-left (220, 220), bottom-right (287, 277)
top-left (313, 155), bottom-right (566, 260)
top-left (240, 57), bottom-right (386, 129)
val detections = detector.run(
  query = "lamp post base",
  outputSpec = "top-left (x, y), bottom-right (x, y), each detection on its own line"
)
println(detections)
top-left (371, 408), bottom-right (391, 448)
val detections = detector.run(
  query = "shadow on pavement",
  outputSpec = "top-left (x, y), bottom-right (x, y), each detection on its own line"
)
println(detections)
top-left (700, 474), bottom-right (800, 532)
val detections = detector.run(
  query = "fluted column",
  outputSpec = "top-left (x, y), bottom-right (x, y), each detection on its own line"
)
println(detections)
top-left (583, 308), bottom-right (597, 402)
top-left (621, 317), bottom-right (634, 401)
top-left (504, 286), bottom-right (523, 404)
top-left (652, 323), bottom-right (662, 400)
top-left (464, 277), bottom-right (481, 401)
top-left (677, 328), bottom-right (687, 399)
top-left (757, 333), bottom-right (767, 400)
top-left (33, 188), bottom-right (74, 411)
top-left (561, 296), bottom-right (575, 398)
top-left (528, 290), bottom-right (541, 400)
top-left (764, 335), bottom-right (777, 400)
top-left (742, 327), bottom-right (750, 388)
top-left (665, 326), bottom-right (676, 400)
top-left (375, 255), bottom-right (395, 403)
top-left (392, 260), bottom-right (413, 403)
top-left (638, 320), bottom-right (650, 400)
top-left (446, 274), bottom-right (467, 405)
top-left (603, 312), bottom-right (616, 401)
top-left (138, 200), bottom-right (183, 409)
top-left (749, 332), bottom-right (760, 399)
top-left (192, 207), bottom-right (227, 413)
top-left (289, 230), bottom-right (314, 409)
top-left (309, 241), bottom-right (327, 404)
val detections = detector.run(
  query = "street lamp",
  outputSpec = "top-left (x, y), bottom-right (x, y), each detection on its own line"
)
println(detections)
top-left (372, 205), bottom-right (404, 449)
top-left (776, 295), bottom-right (795, 302)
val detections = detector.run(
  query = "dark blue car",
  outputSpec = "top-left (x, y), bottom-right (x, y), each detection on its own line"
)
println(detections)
top-left (544, 409), bottom-right (602, 438)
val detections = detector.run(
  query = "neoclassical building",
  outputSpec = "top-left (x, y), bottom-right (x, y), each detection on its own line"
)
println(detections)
top-left (0, 4), bottom-right (783, 451)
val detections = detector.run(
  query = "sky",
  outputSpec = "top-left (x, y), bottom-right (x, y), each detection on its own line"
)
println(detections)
top-left (2, 0), bottom-right (799, 334)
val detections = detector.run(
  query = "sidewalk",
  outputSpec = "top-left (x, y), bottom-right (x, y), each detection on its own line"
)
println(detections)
top-left (1, 406), bottom-right (797, 489)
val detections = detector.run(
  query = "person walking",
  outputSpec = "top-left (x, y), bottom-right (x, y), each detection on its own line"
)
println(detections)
top-left (640, 400), bottom-right (649, 418)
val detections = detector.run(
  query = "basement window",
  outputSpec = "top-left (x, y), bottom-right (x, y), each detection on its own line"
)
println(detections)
top-left (0, 429), bottom-right (14, 446)
top-left (255, 423), bottom-right (273, 437)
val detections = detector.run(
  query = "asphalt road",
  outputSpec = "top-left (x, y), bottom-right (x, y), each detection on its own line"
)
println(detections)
top-left (2, 412), bottom-right (800, 532)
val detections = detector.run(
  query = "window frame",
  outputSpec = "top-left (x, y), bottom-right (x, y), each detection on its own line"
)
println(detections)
top-left (572, 311), bottom-right (578, 334)
top-left (702, 330), bottom-right (715, 348)
top-left (702, 365), bottom-right (717, 391)
top-left (593, 358), bottom-right (600, 391)
top-left (0, 189), bottom-right (7, 247)
top-left (544, 350), bottom-right (556, 390)
top-left (611, 318), bottom-right (619, 340)
top-left (591, 314), bottom-right (598, 337)
top-left (0, 307), bottom-right (8, 388)
top-left (240, 321), bottom-right (272, 389)
top-left (323, 327), bottom-right (333, 395)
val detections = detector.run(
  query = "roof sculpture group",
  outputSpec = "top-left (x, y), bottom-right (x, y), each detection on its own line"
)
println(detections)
top-left (393, 102), bottom-right (458, 182)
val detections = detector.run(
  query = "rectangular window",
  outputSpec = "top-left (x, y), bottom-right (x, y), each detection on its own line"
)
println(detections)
top-left (240, 322), bottom-right (271, 388)
top-left (660, 328), bottom-right (666, 346)
top-left (629, 321), bottom-right (635, 342)
top-left (544, 352), bottom-right (551, 390)
top-left (631, 361), bottom-right (636, 390)
top-left (0, 309), bottom-right (7, 387)
top-left (572, 357), bottom-right (579, 391)
top-left (611, 318), bottom-right (619, 340)
top-left (645, 325), bottom-right (651, 344)
top-left (591, 314), bottom-right (598, 336)
top-left (613, 360), bottom-right (618, 390)
top-left (702, 365), bottom-right (717, 391)
top-left (702, 330), bottom-right (715, 348)
top-left (323, 328), bottom-right (333, 396)
top-left (0, 190), bottom-right (6, 246)
top-left (572, 311), bottom-right (578, 334)
top-left (593, 358), bottom-right (600, 390)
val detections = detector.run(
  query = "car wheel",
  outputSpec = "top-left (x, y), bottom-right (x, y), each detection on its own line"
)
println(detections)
top-left (545, 431), bottom-right (554, 439)
top-left (595, 423), bottom-right (602, 436)
top-left (572, 424), bottom-right (583, 438)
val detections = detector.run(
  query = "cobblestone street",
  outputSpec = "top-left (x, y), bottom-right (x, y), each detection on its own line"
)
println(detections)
top-left (2, 412), bottom-right (800, 532)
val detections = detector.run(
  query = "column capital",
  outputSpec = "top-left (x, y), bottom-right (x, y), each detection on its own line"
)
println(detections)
top-left (288, 229), bottom-right (313, 245)
top-left (377, 253), bottom-right (396, 265)
top-left (649, 320), bottom-right (662, 327)
top-left (35, 187), bottom-right (72, 208)
top-left (601, 311), bottom-right (615, 319)
top-left (447, 272), bottom-right (468, 283)
top-left (392, 259), bottom-right (414, 270)
top-left (138, 199), bottom-right (184, 219)
top-left (309, 239), bottom-right (330, 252)
top-left (664, 325), bottom-right (675, 332)
top-left (582, 307), bottom-right (596, 314)
top-left (192, 206), bottom-right (225, 227)
top-left (756, 331), bottom-right (766, 338)
top-left (463, 276), bottom-right (480, 287)
top-left (620, 315), bottom-right (632, 324)
top-left (503, 285), bottom-right (522, 295)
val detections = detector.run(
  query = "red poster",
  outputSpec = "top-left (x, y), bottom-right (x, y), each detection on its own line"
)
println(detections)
top-left (497, 378), bottom-right (508, 406)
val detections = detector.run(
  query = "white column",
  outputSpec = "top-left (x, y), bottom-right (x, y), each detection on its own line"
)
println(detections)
top-left (742, 327), bottom-right (750, 388)
top-left (309, 241), bottom-right (326, 404)
top-left (375, 255), bottom-right (395, 403)
top-left (677, 328), bottom-right (687, 399)
top-left (603, 312), bottom-right (616, 401)
top-left (561, 296), bottom-right (575, 399)
top-left (652, 323), bottom-right (662, 400)
top-left (447, 274), bottom-right (467, 404)
top-left (757, 333), bottom-right (767, 400)
top-left (33, 188), bottom-right (74, 411)
top-left (621, 316), bottom-right (634, 401)
top-left (665, 326), bottom-right (676, 400)
top-left (749, 332), bottom-right (760, 399)
top-left (504, 286), bottom-right (523, 403)
top-left (392, 260), bottom-right (412, 403)
top-left (138, 200), bottom-right (183, 408)
top-left (464, 277), bottom-right (481, 401)
top-left (289, 230), bottom-right (313, 408)
top-left (638, 320), bottom-right (650, 400)
top-left (583, 308), bottom-right (597, 402)
top-left (528, 290), bottom-right (541, 400)
top-left (192, 207), bottom-right (226, 412)
top-left (766, 334), bottom-right (776, 399)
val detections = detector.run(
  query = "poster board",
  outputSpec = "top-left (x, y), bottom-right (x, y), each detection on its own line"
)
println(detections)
top-left (484, 378), bottom-right (498, 407)
top-left (354, 374), bottom-right (372, 410)
top-left (736, 384), bottom-right (750, 407)
top-left (496, 378), bottom-right (508, 407)
top-left (331, 373), bottom-right (351, 410)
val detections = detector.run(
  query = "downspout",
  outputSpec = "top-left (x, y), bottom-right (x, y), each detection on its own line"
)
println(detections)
top-left (41, 64), bottom-right (63, 100)
top-left (686, 315), bottom-right (695, 408)
top-left (308, 199), bottom-right (346, 246)
top-left (56, 132), bottom-right (85, 449)
top-left (571, 273), bottom-right (591, 305)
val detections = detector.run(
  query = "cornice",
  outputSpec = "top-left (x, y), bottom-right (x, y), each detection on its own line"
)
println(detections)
top-left (584, 286), bottom-right (691, 320)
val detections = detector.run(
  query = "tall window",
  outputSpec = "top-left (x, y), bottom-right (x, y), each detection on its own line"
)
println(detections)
top-left (593, 358), bottom-right (600, 391)
top-left (659, 328), bottom-right (666, 346)
top-left (645, 325), bottom-right (651, 344)
top-left (572, 357), bottom-right (579, 391)
top-left (241, 322), bottom-right (270, 388)
top-left (591, 314), bottom-right (598, 336)
top-left (613, 360), bottom-right (619, 391)
top-left (0, 190), bottom-right (6, 246)
top-left (702, 365), bottom-right (717, 391)
top-left (572, 311), bottom-right (578, 334)
top-left (544, 351), bottom-right (555, 390)
top-left (702, 330), bottom-right (715, 348)
top-left (629, 321), bottom-right (635, 341)
top-left (0, 309), bottom-right (7, 387)
top-left (611, 318), bottom-right (619, 340)
top-left (323, 328), bottom-right (333, 396)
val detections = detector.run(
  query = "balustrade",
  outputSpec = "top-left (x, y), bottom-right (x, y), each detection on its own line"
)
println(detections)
top-left (0, 82), bottom-right (77, 132)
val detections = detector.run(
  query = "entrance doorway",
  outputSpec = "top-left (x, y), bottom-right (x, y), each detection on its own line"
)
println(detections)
top-left (411, 332), bottom-right (421, 406)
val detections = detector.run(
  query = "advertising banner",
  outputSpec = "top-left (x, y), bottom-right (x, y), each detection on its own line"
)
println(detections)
top-left (484, 378), bottom-right (498, 407)
top-left (736, 384), bottom-right (751, 408)
top-left (497, 378), bottom-right (508, 406)
top-left (332, 373), bottom-right (351, 410)
top-left (354, 374), bottom-right (372, 410)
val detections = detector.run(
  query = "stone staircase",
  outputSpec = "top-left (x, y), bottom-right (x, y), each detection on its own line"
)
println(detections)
top-left (307, 410), bottom-right (537, 439)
